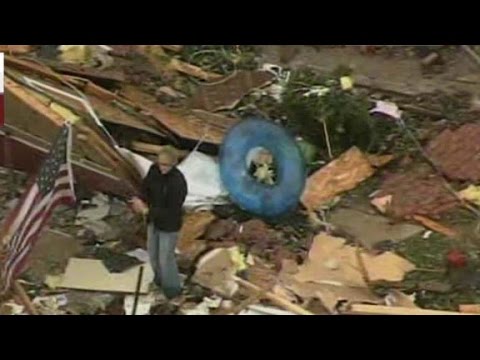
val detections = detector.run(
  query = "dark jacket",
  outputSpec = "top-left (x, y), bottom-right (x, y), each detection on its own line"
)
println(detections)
top-left (140, 165), bottom-right (188, 232)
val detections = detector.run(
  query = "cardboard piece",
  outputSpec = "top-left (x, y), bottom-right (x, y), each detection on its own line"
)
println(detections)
top-left (59, 258), bottom-right (153, 294)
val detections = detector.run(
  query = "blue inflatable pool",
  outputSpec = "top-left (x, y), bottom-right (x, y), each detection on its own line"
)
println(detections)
top-left (219, 118), bottom-right (307, 218)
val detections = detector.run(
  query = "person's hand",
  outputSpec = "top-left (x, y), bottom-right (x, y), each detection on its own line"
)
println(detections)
top-left (129, 197), bottom-right (148, 215)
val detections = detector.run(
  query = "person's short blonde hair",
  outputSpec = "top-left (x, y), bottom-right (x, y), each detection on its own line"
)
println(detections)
top-left (157, 146), bottom-right (178, 166)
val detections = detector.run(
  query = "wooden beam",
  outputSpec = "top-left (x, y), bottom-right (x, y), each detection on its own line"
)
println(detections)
top-left (0, 45), bottom-right (32, 54)
top-left (348, 304), bottom-right (472, 315)
top-left (234, 276), bottom-right (313, 315)
top-left (130, 141), bottom-right (164, 154)
top-left (130, 141), bottom-right (189, 158)
top-left (459, 304), bottom-right (480, 314)
top-left (161, 45), bottom-right (184, 53)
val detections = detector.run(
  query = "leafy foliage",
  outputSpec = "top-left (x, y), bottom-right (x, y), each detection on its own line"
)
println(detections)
top-left (281, 68), bottom-right (377, 157)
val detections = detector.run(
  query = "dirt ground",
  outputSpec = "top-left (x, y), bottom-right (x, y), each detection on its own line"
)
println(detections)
top-left (260, 45), bottom-right (480, 98)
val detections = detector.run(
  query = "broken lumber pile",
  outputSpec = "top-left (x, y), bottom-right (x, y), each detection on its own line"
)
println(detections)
top-left (1, 52), bottom-right (240, 198)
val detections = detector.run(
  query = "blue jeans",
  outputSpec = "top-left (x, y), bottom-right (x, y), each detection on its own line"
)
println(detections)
top-left (147, 224), bottom-right (182, 299)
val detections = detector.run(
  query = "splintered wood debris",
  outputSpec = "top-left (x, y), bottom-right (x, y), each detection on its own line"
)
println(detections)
top-left (301, 147), bottom-right (375, 210)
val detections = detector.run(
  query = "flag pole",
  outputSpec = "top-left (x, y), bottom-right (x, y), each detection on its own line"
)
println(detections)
top-left (131, 265), bottom-right (144, 315)
top-left (0, 249), bottom-right (38, 315)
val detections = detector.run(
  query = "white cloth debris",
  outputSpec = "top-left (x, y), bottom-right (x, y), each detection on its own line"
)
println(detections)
top-left (126, 248), bottom-right (150, 263)
top-left (178, 151), bottom-right (229, 209)
top-left (119, 147), bottom-right (229, 209)
top-left (370, 101), bottom-right (403, 120)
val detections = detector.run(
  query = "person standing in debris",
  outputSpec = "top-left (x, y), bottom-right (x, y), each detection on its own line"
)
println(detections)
top-left (131, 148), bottom-right (188, 299)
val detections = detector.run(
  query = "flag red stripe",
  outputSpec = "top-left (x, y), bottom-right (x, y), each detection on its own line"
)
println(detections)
top-left (6, 191), bottom-right (74, 279)
top-left (16, 180), bottom-right (72, 240)
top-left (12, 194), bottom-right (73, 277)
top-left (7, 187), bottom-right (74, 258)
top-left (1, 184), bottom-right (39, 243)
top-left (4, 188), bottom-right (42, 252)
top-left (6, 180), bottom-right (71, 254)
top-left (7, 171), bottom-right (71, 241)
top-left (1, 168), bottom-right (69, 242)
top-left (19, 185), bottom-right (73, 249)
top-left (5, 182), bottom-right (73, 259)
top-left (2, 189), bottom-right (74, 290)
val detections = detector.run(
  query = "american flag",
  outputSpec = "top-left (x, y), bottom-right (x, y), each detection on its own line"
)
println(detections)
top-left (0, 123), bottom-right (76, 293)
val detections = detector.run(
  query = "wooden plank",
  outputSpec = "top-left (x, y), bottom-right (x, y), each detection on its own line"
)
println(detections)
top-left (5, 55), bottom-right (69, 84)
top-left (6, 77), bottom-right (111, 170)
top-left (168, 58), bottom-right (222, 81)
top-left (130, 141), bottom-right (189, 158)
top-left (6, 78), bottom-right (64, 128)
top-left (161, 45), bottom-right (184, 53)
top-left (25, 84), bottom-right (165, 136)
top-left (8, 68), bottom-right (168, 138)
top-left (1, 124), bottom-right (116, 175)
top-left (234, 276), bottom-right (313, 315)
top-left (75, 122), bottom-right (142, 188)
top-left (459, 304), bottom-right (480, 314)
top-left (349, 304), bottom-right (472, 315)
top-left (78, 80), bottom-right (177, 141)
top-left (413, 215), bottom-right (458, 238)
top-left (120, 86), bottom-right (235, 145)
top-left (0, 128), bottom-right (134, 198)
top-left (5, 77), bottom-right (141, 188)
top-left (50, 62), bottom-right (126, 84)
top-left (0, 45), bottom-right (32, 54)
top-left (88, 97), bottom-right (165, 136)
